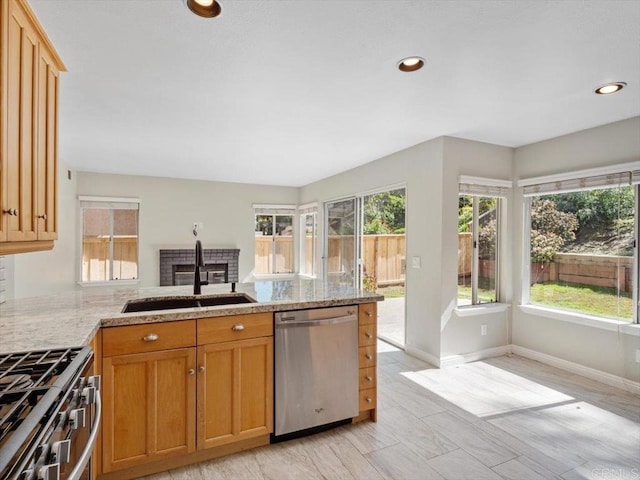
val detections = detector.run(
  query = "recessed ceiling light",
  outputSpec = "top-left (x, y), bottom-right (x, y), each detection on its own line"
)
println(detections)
top-left (185, 0), bottom-right (222, 18)
top-left (594, 82), bottom-right (626, 95)
top-left (398, 56), bottom-right (425, 72)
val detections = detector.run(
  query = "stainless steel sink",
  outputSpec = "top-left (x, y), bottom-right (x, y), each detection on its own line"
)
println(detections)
top-left (122, 293), bottom-right (256, 313)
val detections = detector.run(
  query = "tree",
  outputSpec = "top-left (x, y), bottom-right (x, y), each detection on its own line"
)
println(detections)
top-left (530, 198), bottom-right (578, 263)
top-left (363, 189), bottom-right (405, 234)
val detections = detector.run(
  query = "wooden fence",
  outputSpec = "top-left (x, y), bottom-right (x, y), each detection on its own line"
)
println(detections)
top-left (82, 237), bottom-right (138, 282)
top-left (254, 234), bottom-right (406, 285)
top-left (458, 234), bottom-right (634, 292)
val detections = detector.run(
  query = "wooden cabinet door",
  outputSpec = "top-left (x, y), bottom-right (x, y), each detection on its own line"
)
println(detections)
top-left (5, 0), bottom-right (38, 242)
top-left (197, 337), bottom-right (273, 450)
top-left (102, 348), bottom-right (196, 473)
top-left (35, 44), bottom-right (58, 240)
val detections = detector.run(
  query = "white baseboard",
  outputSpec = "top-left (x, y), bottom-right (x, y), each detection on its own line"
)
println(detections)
top-left (511, 345), bottom-right (640, 396)
top-left (404, 346), bottom-right (440, 368)
top-left (440, 345), bottom-right (512, 369)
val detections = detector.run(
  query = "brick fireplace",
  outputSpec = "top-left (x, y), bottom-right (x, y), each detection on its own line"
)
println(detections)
top-left (159, 248), bottom-right (239, 286)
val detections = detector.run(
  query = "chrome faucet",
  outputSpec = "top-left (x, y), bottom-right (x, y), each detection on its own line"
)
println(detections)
top-left (194, 240), bottom-right (208, 295)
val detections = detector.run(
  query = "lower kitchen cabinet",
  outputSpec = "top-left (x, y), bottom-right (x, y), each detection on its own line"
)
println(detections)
top-left (197, 336), bottom-right (273, 449)
top-left (102, 347), bottom-right (196, 473)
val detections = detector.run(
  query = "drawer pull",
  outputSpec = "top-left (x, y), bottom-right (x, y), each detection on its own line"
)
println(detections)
top-left (232, 324), bottom-right (245, 331)
top-left (198, 365), bottom-right (206, 373)
top-left (188, 369), bottom-right (195, 376)
top-left (366, 397), bottom-right (373, 403)
top-left (365, 333), bottom-right (373, 339)
top-left (142, 333), bottom-right (159, 342)
top-left (365, 376), bottom-right (373, 382)
top-left (365, 354), bottom-right (373, 360)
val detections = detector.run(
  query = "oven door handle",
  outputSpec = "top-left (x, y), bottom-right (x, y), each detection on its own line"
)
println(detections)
top-left (68, 390), bottom-right (102, 480)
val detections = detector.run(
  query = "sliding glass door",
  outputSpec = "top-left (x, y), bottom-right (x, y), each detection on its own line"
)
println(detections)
top-left (323, 188), bottom-right (407, 346)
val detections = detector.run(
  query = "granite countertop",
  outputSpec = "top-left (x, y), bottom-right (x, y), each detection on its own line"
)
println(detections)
top-left (0, 279), bottom-right (383, 354)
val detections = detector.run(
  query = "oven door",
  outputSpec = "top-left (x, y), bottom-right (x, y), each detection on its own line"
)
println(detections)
top-left (50, 361), bottom-right (101, 480)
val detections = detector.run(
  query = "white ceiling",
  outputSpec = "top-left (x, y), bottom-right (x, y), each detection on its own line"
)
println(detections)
top-left (30, 0), bottom-right (640, 187)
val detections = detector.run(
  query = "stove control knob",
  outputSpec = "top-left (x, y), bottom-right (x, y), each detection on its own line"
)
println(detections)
top-left (69, 408), bottom-right (86, 430)
top-left (82, 386), bottom-right (97, 405)
top-left (19, 468), bottom-right (35, 480)
top-left (88, 375), bottom-right (101, 391)
top-left (52, 440), bottom-right (71, 464)
top-left (37, 463), bottom-right (60, 480)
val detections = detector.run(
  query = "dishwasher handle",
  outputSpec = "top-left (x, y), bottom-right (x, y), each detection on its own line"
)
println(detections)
top-left (276, 314), bottom-right (356, 328)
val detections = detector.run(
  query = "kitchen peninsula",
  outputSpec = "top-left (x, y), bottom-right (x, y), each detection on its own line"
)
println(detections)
top-left (0, 279), bottom-right (382, 479)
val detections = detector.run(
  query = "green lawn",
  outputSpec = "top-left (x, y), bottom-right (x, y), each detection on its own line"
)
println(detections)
top-left (457, 285), bottom-right (496, 304)
top-left (530, 282), bottom-right (633, 321)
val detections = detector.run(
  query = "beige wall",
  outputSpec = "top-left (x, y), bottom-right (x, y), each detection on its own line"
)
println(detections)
top-left (300, 136), bottom-right (515, 362)
top-left (76, 173), bottom-right (299, 287)
top-left (512, 116), bottom-right (640, 382)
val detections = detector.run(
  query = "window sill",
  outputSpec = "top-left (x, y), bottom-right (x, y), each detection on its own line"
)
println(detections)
top-left (455, 303), bottom-right (510, 317)
top-left (518, 304), bottom-right (639, 336)
top-left (77, 280), bottom-right (140, 288)
top-left (252, 273), bottom-right (296, 280)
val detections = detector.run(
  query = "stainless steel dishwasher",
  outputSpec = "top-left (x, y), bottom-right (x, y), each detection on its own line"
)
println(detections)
top-left (274, 305), bottom-right (359, 438)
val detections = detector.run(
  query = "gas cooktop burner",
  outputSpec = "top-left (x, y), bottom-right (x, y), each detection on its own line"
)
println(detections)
top-left (0, 374), bottom-right (34, 392)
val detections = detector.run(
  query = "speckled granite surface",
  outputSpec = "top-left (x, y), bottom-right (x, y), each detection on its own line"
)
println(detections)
top-left (0, 279), bottom-right (383, 353)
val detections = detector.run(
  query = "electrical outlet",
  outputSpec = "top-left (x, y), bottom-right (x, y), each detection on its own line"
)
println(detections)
top-left (481, 324), bottom-right (487, 336)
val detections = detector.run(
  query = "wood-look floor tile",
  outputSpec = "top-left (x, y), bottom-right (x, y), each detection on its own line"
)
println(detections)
top-left (427, 449), bottom-right (504, 480)
top-left (420, 411), bottom-right (517, 467)
top-left (492, 457), bottom-right (562, 480)
top-left (365, 443), bottom-right (446, 480)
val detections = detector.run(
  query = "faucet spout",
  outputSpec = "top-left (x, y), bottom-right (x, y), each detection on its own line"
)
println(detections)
top-left (194, 240), bottom-right (207, 295)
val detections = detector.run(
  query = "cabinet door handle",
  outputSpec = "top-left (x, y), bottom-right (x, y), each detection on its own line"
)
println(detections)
top-left (365, 333), bottom-right (373, 339)
top-left (142, 333), bottom-right (159, 342)
top-left (37, 213), bottom-right (47, 220)
top-left (3, 209), bottom-right (17, 216)
top-left (198, 365), bottom-right (205, 373)
top-left (365, 354), bottom-right (372, 360)
top-left (187, 369), bottom-right (195, 376)
top-left (366, 311), bottom-right (373, 317)
top-left (365, 376), bottom-right (373, 382)
top-left (366, 397), bottom-right (373, 403)
top-left (232, 324), bottom-right (245, 331)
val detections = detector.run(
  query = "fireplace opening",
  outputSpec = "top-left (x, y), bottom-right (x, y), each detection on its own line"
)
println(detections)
top-left (172, 264), bottom-right (228, 286)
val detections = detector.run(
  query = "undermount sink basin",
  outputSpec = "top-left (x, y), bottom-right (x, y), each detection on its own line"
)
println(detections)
top-left (122, 293), bottom-right (256, 313)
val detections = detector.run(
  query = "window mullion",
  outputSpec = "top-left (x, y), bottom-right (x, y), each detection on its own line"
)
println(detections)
top-left (635, 185), bottom-right (639, 324)
top-left (472, 198), bottom-right (479, 304)
top-left (108, 209), bottom-right (114, 281)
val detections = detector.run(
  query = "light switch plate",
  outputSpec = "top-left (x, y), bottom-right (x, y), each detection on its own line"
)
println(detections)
top-left (411, 256), bottom-right (421, 268)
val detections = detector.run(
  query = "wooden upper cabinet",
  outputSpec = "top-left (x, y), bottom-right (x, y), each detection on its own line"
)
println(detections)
top-left (0, 0), bottom-right (65, 253)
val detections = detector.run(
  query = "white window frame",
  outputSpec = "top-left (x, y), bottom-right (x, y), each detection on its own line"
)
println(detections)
top-left (457, 176), bottom-right (511, 308)
top-left (518, 163), bottom-right (640, 325)
top-left (299, 202), bottom-right (318, 278)
top-left (253, 204), bottom-right (296, 276)
top-left (78, 196), bottom-right (141, 286)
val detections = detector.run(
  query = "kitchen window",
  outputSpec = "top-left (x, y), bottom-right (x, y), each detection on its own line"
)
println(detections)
top-left (521, 168), bottom-right (639, 323)
top-left (299, 204), bottom-right (318, 277)
top-left (79, 196), bottom-right (140, 284)
top-left (457, 177), bottom-right (510, 306)
top-left (254, 205), bottom-right (295, 275)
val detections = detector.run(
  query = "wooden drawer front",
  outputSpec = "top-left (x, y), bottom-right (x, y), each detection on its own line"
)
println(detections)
top-left (359, 367), bottom-right (376, 390)
top-left (358, 303), bottom-right (376, 325)
top-left (359, 324), bottom-right (376, 346)
top-left (359, 388), bottom-right (376, 411)
top-left (358, 346), bottom-right (376, 369)
top-left (198, 313), bottom-right (273, 345)
top-left (102, 320), bottom-right (196, 357)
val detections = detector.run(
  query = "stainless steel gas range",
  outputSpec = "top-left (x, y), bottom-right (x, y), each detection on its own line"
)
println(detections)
top-left (0, 347), bottom-right (101, 480)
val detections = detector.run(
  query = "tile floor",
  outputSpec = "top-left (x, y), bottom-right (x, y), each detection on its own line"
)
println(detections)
top-left (141, 341), bottom-right (640, 480)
